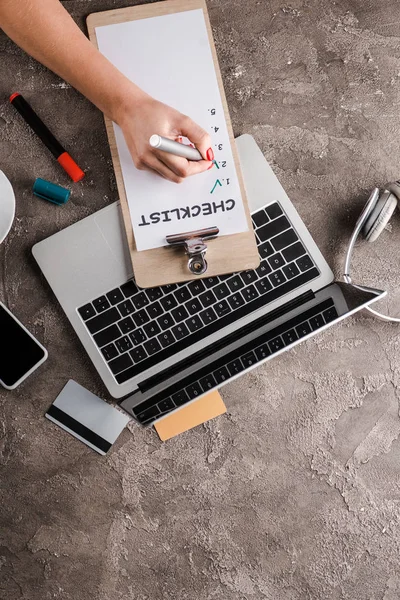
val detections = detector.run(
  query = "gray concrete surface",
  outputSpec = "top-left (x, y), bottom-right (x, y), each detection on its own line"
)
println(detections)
top-left (1, 1), bottom-right (400, 598)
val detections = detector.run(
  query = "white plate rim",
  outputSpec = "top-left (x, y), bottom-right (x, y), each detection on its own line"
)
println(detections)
top-left (0, 170), bottom-right (16, 244)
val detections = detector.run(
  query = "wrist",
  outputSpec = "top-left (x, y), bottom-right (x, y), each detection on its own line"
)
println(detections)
top-left (107, 80), bottom-right (151, 125)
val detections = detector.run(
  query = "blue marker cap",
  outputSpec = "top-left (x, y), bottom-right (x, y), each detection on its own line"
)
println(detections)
top-left (33, 178), bottom-right (71, 205)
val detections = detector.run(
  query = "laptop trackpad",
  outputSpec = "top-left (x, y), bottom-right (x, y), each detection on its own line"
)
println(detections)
top-left (94, 204), bottom-right (133, 278)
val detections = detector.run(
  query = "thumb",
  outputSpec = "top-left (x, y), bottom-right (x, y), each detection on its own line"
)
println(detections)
top-left (179, 115), bottom-right (214, 161)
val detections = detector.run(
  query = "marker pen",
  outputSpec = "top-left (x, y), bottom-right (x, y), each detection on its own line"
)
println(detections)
top-left (10, 93), bottom-right (85, 182)
top-left (149, 134), bottom-right (204, 161)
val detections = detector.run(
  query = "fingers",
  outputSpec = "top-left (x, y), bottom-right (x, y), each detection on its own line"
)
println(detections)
top-left (179, 115), bottom-right (214, 161)
top-left (154, 149), bottom-right (213, 178)
top-left (143, 155), bottom-right (186, 183)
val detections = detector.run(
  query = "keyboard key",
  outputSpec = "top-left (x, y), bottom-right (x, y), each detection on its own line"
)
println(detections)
top-left (269, 336), bottom-right (284, 352)
top-left (200, 308), bottom-right (218, 325)
top-left (136, 405), bottom-right (160, 424)
top-left (157, 314), bottom-right (175, 330)
top-left (132, 309), bottom-right (150, 327)
top-left (171, 306), bottom-right (189, 323)
top-left (93, 295), bottom-right (110, 313)
top-left (143, 321), bottom-right (161, 338)
top-left (323, 307), bottom-right (338, 323)
top-left (282, 242), bottom-right (306, 262)
top-left (172, 390), bottom-right (189, 406)
top-left (255, 343), bottom-right (271, 360)
top-left (255, 279), bottom-right (273, 295)
top-left (162, 284), bottom-right (177, 293)
top-left (295, 322), bottom-right (312, 338)
top-left (185, 298), bottom-right (202, 315)
top-left (256, 261), bottom-right (272, 277)
top-left (227, 359), bottom-right (245, 376)
top-left (213, 366), bottom-right (230, 384)
top-left (214, 300), bottom-right (231, 318)
top-left (160, 294), bottom-right (178, 311)
top-left (203, 277), bottom-right (219, 289)
top-left (78, 303), bottom-right (96, 321)
top-left (129, 328), bottom-right (146, 346)
top-left (283, 262), bottom-right (300, 279)
top-left (241, 284), bottom-right (259, 303)
top-left (158, 398), bottom-right (175, 412)
top-left (101, 343), bottom-right (119, 362)
top-left (109, 352), bottom-right (133, 375)
top-left (268, 253), bottom-right (285, 270)
top-left (271, 228), bottom-right (298, 252)
top-left (259, 241), bottom-right (274, 258)
top-left (268, 270), bottom-right (286, 287)
top-left (158, 331), bottom-right (175, 348)
top-left (120, 280), bottom-right (138, 298)
top-left (131, 292), bottom-right (149, 310)
top-left (116, 336), bottom-right (133, 353)
top-left (265, 202), bottom-right (283, 220)
top-left (146, 287), bottom-right (163, 302)
top-left (240, 270), bottom-right (258, 285)
top-left (227, 276), bottom-right (244, 293)
top-left (296, 255), bottom-right (314, 272)
top-left (252, 209), bottom-right (269, 228)
top-left (214, 282), bottom-right (230, 300)
top-left (119, 317), bottom-right (135, 334)
top-left (118, 300), bottom-right (135, 317)
top-left (185, 382), bottom-right (202, 399)
top-left (130, 345), bottom-right (147, 363)
top-left (106, 288), bottom-right (124, 305)
top-left (282, 329), bottom-right (298, 345)
top-left (188, 280), bottom-right (205, 296)
top-left (172, 323), bottom-right (190, 340)
top-left (227, 293), bottom-right (245, 309)
top-left (258, 215), bottom-right (290, 242)
top-left (186, 315), bottom-right (203, 332)
top-left (174, 287), bottom-right (191, 303)
top-left (199, 374), bottom-right (217, 392)
top-left (241, 351), bottom-right (257, 368)
top-left (309, 314), bottom-right (325, 331)
top-left (199, 290), bottom-right (217, 308)
top-left (147, 301), bottom-right (163, 319)
top-left (86, 307), bottom-right (120, 334)
top-left (144, 338), bottom-right (162, 356)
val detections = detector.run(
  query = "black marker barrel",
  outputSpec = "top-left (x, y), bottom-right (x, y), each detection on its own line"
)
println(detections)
top-left (10, 92), bottom-right (85, 182)
top-left (11, 93), bottom-right (64, 157)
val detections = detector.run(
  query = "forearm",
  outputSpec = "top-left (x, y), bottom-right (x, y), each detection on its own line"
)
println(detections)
top-left (0, 0), bottom-right (146, 122)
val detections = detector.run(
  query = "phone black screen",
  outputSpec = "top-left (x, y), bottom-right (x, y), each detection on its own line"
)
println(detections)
top-left (0, 305), bottom-right (46, 387)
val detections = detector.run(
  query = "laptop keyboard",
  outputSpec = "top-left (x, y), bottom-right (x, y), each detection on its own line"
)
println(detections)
top-left (131, 298), bottom-right (339, 425)
top-left (77, 202), bottom-right (320, 385)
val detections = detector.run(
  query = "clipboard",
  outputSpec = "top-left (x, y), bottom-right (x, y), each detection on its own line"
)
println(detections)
top-left (87, 0), bottom-right (259, 288)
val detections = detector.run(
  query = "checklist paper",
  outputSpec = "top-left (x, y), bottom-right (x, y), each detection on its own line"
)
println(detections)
top-left (95, 9), bottom-right (248, 251)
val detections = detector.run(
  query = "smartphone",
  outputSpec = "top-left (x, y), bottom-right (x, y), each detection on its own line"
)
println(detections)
top-left (0, 301), bottom-right (48, 389)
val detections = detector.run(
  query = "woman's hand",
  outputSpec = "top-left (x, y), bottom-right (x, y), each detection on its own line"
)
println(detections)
top-left (116, 91), bottom-right (214, 183)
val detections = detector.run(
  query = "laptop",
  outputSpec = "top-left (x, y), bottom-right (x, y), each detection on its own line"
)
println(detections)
top-left (32, 134), bottom-right (385, 425)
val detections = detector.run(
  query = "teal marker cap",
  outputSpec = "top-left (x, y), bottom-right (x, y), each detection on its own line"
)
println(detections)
top-left (33, 178), bottom-right (71, 205)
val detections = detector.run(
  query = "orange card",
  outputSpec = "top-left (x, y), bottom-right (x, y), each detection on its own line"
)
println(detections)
top-left (154, 390), bottom-right (226, 441)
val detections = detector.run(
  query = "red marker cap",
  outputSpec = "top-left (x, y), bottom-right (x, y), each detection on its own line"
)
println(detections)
top-left (57, 152), bottom-right (85, 182)
top-left (9, 92), bottom-right (21, 103)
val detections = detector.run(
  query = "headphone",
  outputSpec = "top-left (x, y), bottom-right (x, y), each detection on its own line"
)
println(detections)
top-left (344, 181), bottom-right (400, 323)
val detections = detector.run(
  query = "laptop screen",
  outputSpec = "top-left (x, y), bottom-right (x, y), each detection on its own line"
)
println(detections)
top-left (123, 282), bottom-right (385, 418)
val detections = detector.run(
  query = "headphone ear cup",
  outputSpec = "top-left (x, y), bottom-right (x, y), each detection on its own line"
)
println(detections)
top-left (363, 191), bottom-right (397, 242)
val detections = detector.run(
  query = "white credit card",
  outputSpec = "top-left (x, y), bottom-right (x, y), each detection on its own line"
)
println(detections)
top-left (45, 380), bottom-right (131, 455)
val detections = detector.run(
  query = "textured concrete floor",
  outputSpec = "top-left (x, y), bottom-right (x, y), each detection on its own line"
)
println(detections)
top-left (1, 1), bottom-right (400, 598)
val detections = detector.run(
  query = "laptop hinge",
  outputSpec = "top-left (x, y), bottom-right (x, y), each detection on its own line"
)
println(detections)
top-left (138, 288), bottom-right (315, 394)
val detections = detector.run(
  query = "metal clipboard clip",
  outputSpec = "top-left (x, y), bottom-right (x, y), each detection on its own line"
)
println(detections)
top-left (166, 226), bottom-right (219, 275)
